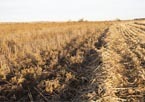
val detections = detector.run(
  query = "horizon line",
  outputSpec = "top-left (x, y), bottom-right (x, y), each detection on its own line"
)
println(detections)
top-left (0, 17), bottom-right (144, 23)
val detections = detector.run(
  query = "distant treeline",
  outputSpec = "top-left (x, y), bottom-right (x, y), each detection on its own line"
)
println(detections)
top-left (134, 18), bottom-right (145, 20)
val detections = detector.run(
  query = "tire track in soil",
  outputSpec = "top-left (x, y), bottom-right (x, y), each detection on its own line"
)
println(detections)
top-left (58, 28), bottom-right (110, 102)
top-left (95, 28), bottom-right (109, 49)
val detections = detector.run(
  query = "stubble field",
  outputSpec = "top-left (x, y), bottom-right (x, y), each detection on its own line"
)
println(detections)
top-left (0, 20), bottom-right (145, 102)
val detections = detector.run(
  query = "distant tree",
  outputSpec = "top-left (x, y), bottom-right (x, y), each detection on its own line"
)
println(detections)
top-left (67, 19), bottom-right (72, 23)
top-left (115, 18), bottom-right (121, 21)
top-left (78, 18), bottom-right (84, 22)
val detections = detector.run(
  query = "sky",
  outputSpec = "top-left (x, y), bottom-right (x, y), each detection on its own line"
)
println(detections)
top-left (0, 0), bottom-right (145, 22)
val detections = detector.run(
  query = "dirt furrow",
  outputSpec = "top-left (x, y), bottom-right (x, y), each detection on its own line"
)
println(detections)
top-left (134, 22), bottom-right (145, 26)
top-left (128, 26), bottom-right (145, 41)
top-left (96, 23), bottom-right (145, 101)
top-left (114, 24), bottom-right (145, 101)
top-left (128, 24), bottom-right (145, 33)
top-left (72, 28), bottom-right (110, 102)
top-left (98, 25), bottom-right (127, 101)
